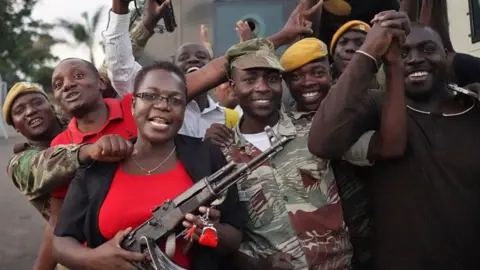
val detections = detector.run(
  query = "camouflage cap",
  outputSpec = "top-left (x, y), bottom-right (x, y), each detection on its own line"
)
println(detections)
top-left (226, 38), bottom-right (284, 72)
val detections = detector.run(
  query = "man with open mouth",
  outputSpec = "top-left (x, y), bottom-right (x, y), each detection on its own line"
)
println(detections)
top-left (172, 43), bottom-right (241, 138)
top-left (3, 82), bottom-right (136, 270)
top-left (309, 10), bottom-right (480, 269)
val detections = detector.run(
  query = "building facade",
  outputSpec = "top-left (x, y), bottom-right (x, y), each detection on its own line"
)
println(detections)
top-left (142, 0), bottom-right (480, 60)
top-left (448, 0), bottom-right (480, 56)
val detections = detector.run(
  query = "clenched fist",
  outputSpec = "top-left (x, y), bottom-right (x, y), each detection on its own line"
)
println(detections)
top-left (79, 134), bottom-right (136, 165)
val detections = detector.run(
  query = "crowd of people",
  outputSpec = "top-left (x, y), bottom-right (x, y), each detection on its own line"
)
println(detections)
top-left (4, 0), bottom-right (480, 269)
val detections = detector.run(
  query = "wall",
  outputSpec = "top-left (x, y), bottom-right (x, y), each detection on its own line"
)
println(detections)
top-left (448, 0), bottom-right (480, 56)
top-left (143, 0), bottom-right (480, 60)
top-left (143, 0), bottom-right (215, 62)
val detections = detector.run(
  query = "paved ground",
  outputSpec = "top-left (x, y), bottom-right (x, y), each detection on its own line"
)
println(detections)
top-left (0, 136), bottom-right (44, 270)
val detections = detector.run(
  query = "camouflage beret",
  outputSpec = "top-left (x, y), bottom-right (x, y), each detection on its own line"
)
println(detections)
top-left (226, 38), bottom-right (284, 72)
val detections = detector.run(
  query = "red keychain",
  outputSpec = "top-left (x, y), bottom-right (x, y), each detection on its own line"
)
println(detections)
top-left (199, 225), bottom-right (218, 247)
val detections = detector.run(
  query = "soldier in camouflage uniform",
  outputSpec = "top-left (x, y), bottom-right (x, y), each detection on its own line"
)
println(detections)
top-left (4, 14), bottom-right (156, 270)
top-left (3, 83), bottom-right (84, 221)
top-left (220, 38), bottom-right (378, 270)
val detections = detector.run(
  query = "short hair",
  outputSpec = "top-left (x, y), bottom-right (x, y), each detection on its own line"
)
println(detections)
top-left (410, 21), bottom-right (444, 45)
top-left (57, 58), bottom-right (99, 77)
top-left (173, 43), bottom-right (212, 63)
top-left (133, 61), bottom-right (187, 93)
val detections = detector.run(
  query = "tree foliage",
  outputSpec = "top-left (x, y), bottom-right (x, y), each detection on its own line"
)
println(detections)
top-left (57, 6), bottom-right (105, 64)
top-left (0, 0), bottom-right (61, 91)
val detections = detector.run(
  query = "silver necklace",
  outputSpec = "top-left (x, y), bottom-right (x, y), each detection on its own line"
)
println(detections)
top-left (131, 146), bottom-right (176, 175)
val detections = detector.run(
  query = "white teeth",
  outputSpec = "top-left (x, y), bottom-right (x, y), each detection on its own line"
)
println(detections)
top-left (186, 67), bottom-right (200, 73)
top-left (31, 119), bottom-right (41, 126)
top-left (150, 117), bottom-right (167, 124)
top-left (149, 117), bottom-right (168, 129)
top-left (409, 71), bottom-right (429, 78)
top-left (254, 100), bottom-right (269, 104)
top-left (302, 92), bottom-right (319, 98)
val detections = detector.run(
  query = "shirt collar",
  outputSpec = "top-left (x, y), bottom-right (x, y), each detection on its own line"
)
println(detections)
top-left (288, 109), bottom-right (315, 120)
top-left (189, 95), bottom-right (224, 114)
top-left (232, 110), bottom-right (297, 148)
top-left (68, 98), bottom-right (124, 142)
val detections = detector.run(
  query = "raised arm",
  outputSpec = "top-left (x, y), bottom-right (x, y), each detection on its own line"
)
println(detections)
top-left (185, 0), bottom-right (322, 100)
top-left (367, 41), bottom-right (407, 160)
top-left (308, 11), bottom-right (410, 159)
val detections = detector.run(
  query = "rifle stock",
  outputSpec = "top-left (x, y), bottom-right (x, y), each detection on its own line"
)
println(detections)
top-left (121, 126), bottom-right (289, 270)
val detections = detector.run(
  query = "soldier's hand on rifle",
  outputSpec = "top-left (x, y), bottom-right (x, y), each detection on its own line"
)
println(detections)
top-left (142, 0), bottom-right (171, 32)
top-left (86, 227), bottom-right (146, 270)
top-left (79, 135), bottom-right (136, 165)
top-left (205, 123), bottom-right (234, 148)
top-left (182, 207), bottom-right (221, 241)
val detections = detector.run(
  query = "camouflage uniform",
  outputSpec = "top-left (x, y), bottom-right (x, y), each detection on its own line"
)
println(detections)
top-left (5, 20), bottom-right (154, 221)
top-left (224, 39), bottom-right (355, 269)
top-left (224, 111), bottom-right (353, 270)
top-left (7, 141), bottom-right (83, 220)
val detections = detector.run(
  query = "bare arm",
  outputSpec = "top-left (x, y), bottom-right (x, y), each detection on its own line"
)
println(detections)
top-left (33, 198), bottom-right (62, 270)
top-left (308, 53), bottom-right (379, 160)
top-left (308, 12), bottom-right (409, 159)
top-left (368, 55), bottom-right (406, 160)
top-left (53, 236), bottom-right (92, 270)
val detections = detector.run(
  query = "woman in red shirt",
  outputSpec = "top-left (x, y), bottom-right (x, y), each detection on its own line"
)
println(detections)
top-left (51, 61), bottom-right (244, 270)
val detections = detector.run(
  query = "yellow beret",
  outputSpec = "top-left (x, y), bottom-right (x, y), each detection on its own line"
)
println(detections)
top-left (324, 0), bottom-right (352, 16)
top-left (280, 38), bottom-right (329, 72)
top-left (330, 20), bottom-right (371, 55)
top-left (3, 82), bottom-right (48, 125)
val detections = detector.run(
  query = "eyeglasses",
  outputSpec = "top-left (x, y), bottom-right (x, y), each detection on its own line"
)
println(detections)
top-left (134, 92), bottom-right (186, 106)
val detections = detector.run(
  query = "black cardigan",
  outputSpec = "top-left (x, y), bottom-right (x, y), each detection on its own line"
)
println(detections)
top-left (54, 135), bottom-right (244, 270)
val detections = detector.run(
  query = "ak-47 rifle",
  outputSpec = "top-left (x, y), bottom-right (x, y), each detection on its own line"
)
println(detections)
top-left (156, 0), bottom-right (177, 33)
top-left (121, 126), bottom-right (290, 270)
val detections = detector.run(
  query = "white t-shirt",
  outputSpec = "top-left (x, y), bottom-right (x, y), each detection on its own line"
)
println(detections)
top-left (241, 124), bottom-right (279, 152)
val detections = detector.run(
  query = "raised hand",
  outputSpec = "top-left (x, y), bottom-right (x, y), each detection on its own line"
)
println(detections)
top-left (200, 24), bottom-right (214, 57)
top-left (281, 0), bottom-right (323, 42)
top-left (142, 0), bottom-right (171, 31)
top-left (236, 21), bottom-right (254, 42)
top-left (360, 11), bottom-right (410, 59)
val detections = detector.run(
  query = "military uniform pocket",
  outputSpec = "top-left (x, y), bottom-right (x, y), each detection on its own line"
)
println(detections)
top-left (238, 184), bottom-right (274, 228)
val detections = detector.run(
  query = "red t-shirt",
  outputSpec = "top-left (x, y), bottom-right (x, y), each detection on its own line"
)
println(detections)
top-left (99, 162), bottom-right (193, 269)
top-left (51, 94), bottom-right (137, 198)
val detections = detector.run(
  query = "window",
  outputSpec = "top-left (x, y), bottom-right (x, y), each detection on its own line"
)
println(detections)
top-left (469, 0), bottom-right (480, 43)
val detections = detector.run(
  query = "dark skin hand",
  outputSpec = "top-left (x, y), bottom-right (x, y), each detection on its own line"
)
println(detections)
top-left (205, 123), bottom-right (234, 148)
top-left (78, 134), bottom-right (136, 165)
top-left (368, 40), bottom-right (407, 160)
top-left (308, 11), bottom-right (411, 158)
top-left (114, 0), bottom-right (321, 103)
top-left (53, 228), bottom-right (146, 270)
top-left (83, 228), bottom-right (146, 270)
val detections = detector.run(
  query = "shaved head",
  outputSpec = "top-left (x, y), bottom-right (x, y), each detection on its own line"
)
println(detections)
top-left (57, 58), bottom-right (99, 78)
top-left (410, 22), bottom-right (445, 49)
